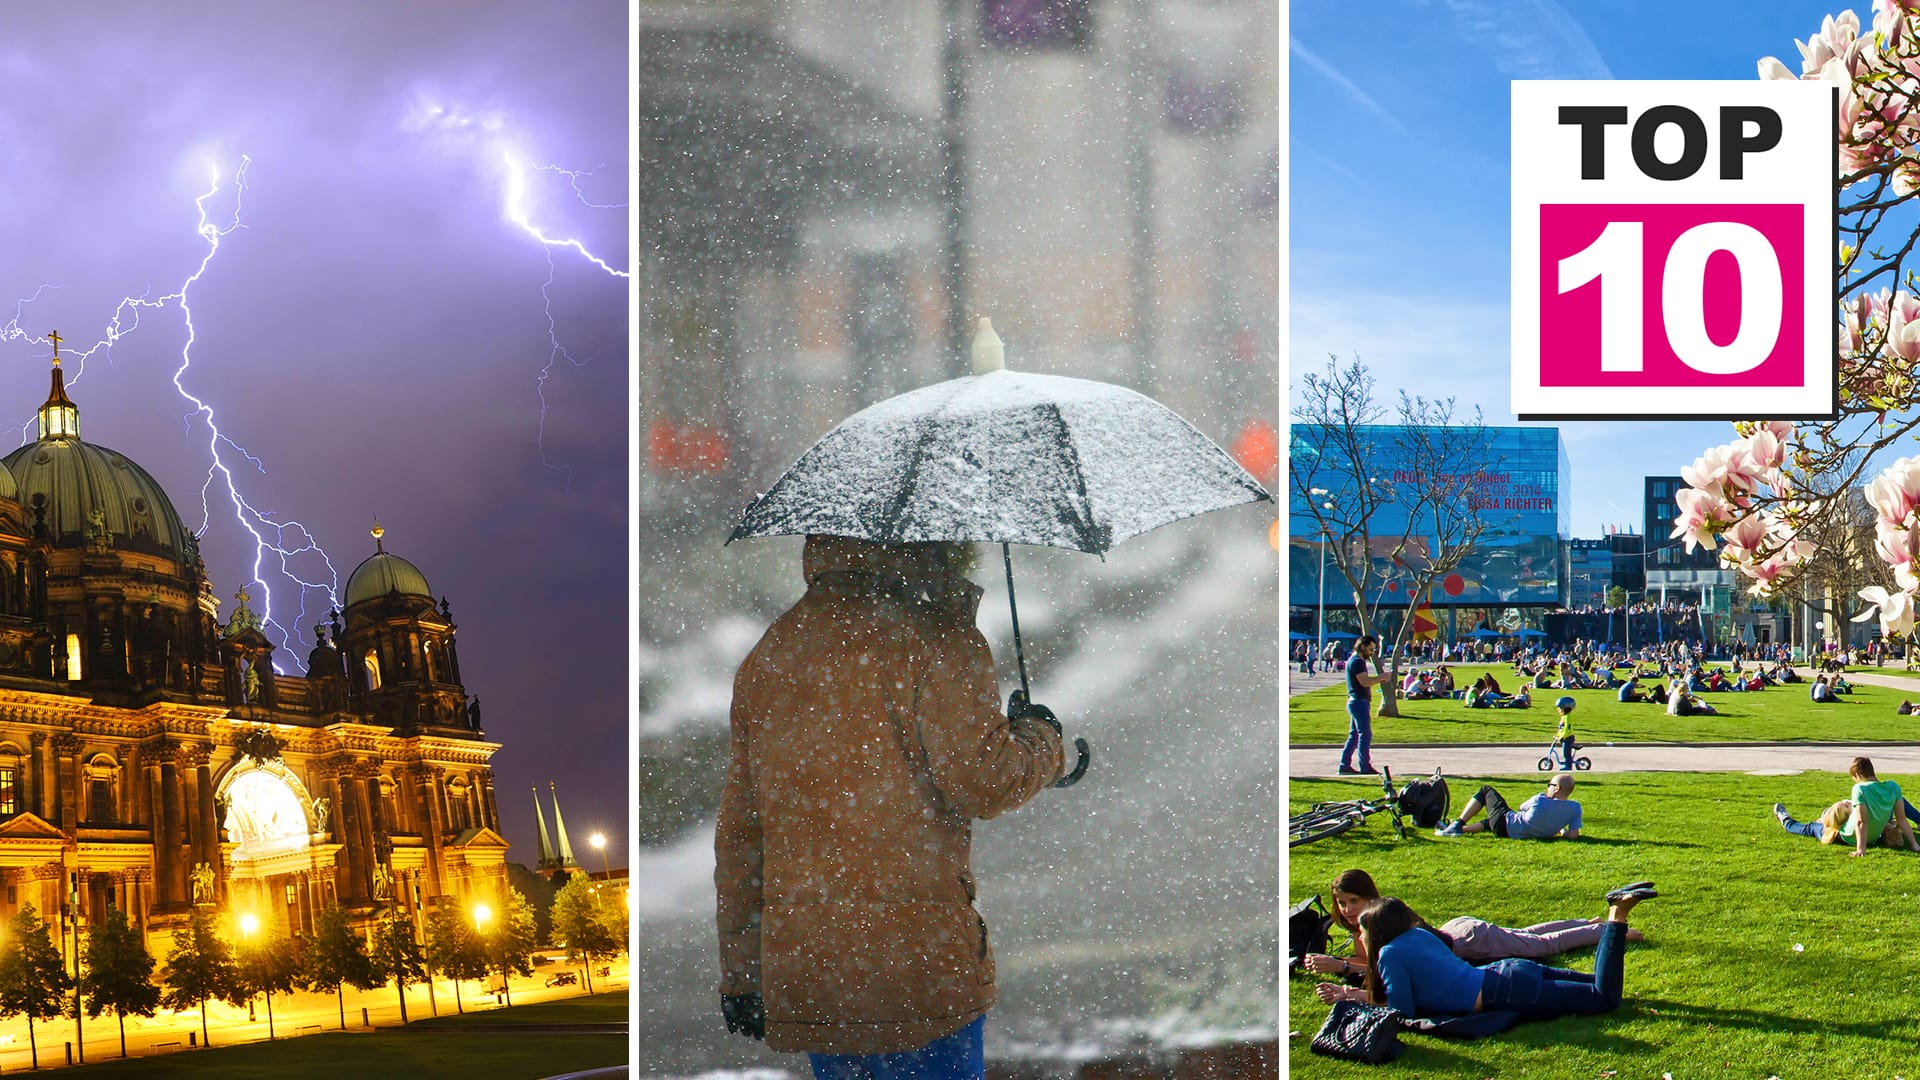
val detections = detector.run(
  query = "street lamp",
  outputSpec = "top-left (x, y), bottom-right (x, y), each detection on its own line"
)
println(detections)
top-left (239, 913), bottom-right (258, 1022)
top-left (1310, 488), bottom-right (1335, 662)
top-left (474, 904), bottom-right (508, 1007)
top-left (588, 833), bottom-right (610, 880)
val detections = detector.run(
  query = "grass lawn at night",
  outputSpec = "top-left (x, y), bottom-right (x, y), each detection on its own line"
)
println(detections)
top-left (410, 990), bottom-right (628, 1027)
top-left (1288, 770), bottom-right (1920, 1078)
top-left (65, 994), bottom-right (627, 1078)
top-left (1289, 664), bottom-right (1920, 744)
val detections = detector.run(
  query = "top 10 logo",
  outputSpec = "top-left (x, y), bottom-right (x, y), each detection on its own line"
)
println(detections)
top-left (1511, 81), bottom-right (1836, 419)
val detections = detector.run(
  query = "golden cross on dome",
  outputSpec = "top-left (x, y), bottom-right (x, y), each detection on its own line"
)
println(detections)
top-left (46, 331), bottom-right (61, 366)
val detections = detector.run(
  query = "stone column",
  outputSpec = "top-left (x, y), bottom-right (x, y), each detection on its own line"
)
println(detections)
top-left (413, 763), bottom-right (446, 900)
top-left (159, 754), bottom-right (183, 906)
top-left (191, 745), bottom-right (218, 904)
top-left (347, 762), bottom-right (377, 902)
top-left (147, 760), bottom-right (170, 907)
top-left (479, 769), bottom-right (498, 832)
top-left (27, 732), bottom-right (44, 820)
top-left (51, 733), bottom-right (82, 832)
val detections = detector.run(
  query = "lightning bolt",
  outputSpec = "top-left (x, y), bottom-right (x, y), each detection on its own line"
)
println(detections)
top-left (500, 152), bottom-right (628, 484)
top-left (4, 159), bottom-right (339, 668)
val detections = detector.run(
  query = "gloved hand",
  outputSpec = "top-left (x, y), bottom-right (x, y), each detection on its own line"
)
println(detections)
top-left (1007, 688), bottom-right (1062, 736)
top-left (721, 993), bottom-right (765, 1040)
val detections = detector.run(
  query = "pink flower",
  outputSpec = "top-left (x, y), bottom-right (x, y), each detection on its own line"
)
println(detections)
top-left (1723, 513), bottom-right (1771, 555)
top-left (1670, 486), bottom-right (1731, 553)
top-left (1868, 456), bottom-right (1920, 527)
top-left (1857, 585), bottom-right (1917, 637)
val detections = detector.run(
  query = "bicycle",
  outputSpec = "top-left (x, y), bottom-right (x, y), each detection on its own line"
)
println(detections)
top-left (1290, 767), bottom-right (1407, 848)
top-left (1537, 741), bottom-right (1594, 771)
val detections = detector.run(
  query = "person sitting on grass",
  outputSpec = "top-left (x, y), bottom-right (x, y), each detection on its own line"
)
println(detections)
top-left (1834, 674), bottom-right (1854, 694)
top-left (1773, 757), bottom-right (1920, 857)
top-left (1617, 675), bottom-right (1646, 704)
top-left (1304, 868), bottom-right (1646, 1000)
top-left (1666, 683), bottom-right (1716, 717)
top-left (1811, 675), bottom-right (1836, 703)
top-left (1317, 886), bottom-right (1657, 1022)
top-left (1434, 666), bottom-right (1456, 696)
top-left (1435, 775), bottom-right (1581, 839)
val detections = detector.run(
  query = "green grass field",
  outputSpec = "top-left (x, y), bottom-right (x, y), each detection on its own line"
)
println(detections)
top-left (65, 992), bottom-right (627, 1078)
top-left (1290, 664), bottom-right (1920, 744)
top-left (1289, 770), bottom-right (1920, 1078)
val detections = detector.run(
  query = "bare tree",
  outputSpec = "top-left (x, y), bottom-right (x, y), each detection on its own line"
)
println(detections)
top-left (1292, 355), bottom-right (1499, 716)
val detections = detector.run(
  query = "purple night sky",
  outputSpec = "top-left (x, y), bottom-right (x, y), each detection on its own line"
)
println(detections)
top-left (0, 2), bottom-right (629, 869)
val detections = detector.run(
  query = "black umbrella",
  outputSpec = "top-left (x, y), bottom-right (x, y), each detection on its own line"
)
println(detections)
top-left (730, 320), bottom-right (1273, 787)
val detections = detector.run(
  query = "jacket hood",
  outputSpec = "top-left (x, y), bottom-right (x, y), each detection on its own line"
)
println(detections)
top-left (803, 535), bottom-right (926, 592)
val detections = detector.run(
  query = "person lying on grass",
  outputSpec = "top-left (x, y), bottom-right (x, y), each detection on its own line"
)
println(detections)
top-left (1773, 757), bottom-right (1920, 857)
top-left (1304, 868), bottom-right (1646, 1002)
top-left (1434, 775), bottom-right (1580, 839)
top-left (1321, 886), bottom-right (1656, 1022)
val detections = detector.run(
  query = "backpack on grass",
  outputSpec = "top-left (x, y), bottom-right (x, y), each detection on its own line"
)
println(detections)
top-left (1396, 775), bottom-right (1451, 829)
top-left (1288, 894), bottom-right (1332, 974)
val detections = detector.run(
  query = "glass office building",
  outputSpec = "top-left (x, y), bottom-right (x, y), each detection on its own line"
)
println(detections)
top-left (1290, 425), bottom-right (1571, 609)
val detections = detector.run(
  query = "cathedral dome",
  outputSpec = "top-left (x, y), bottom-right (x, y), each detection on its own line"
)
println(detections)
top-left (1, 439), bottom-right (189, 557)
top-left (0, 351), bottom-right (189, 558)
top-left (344, 526), bottom-right (432, 606)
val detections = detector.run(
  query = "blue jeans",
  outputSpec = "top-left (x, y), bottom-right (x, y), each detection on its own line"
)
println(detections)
top-left (1557, 735), bottom-right (1576, 769)
top-left (810, 1015), bottom-right (985, 1080)
top-left (1340, 697), bottom-right (1372, 771)
top-left (1477, 920), bottom-right (1625, 1019)
top-left (1782, 800), bottom-right (1920, 841)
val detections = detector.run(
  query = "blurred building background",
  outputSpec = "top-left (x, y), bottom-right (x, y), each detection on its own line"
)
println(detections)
top-left (638, 0), bottom-right (1279, 523)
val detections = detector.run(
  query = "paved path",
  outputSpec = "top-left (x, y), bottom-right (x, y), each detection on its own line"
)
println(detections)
top-left (1290, 664), bottom-right (1920, 778)
top-left (1287, 741), bottom-right (1920, 778)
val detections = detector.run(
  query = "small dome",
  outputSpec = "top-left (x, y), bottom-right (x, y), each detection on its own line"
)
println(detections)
top-left (344, 550), bottom-right (432, 607)
top-left (1, 439), bottom-right (188, 557)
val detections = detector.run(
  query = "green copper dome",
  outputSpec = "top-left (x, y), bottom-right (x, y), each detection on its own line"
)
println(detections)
top-left (344, 549), bottom-right (433, 607)
top-left (1, 438), bottom-right (190, 558)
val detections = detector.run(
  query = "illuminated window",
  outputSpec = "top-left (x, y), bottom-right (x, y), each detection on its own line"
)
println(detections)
top-left (0, 767), bottom-right (17, 816)
top-left (364, 649), bottom-right (382, 691)
top-left (39, 404), bottom-right (76, 439)
top-left (65, 633), bottom-right (81, 681)
top-left (88, 778), bottom-right (112, 822)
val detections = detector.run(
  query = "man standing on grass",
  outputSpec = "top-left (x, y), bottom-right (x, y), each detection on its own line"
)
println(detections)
top-left (1435, 775), bottom-right (1582, 839)
top-left (1338, 634), bottom-right (1385, 775)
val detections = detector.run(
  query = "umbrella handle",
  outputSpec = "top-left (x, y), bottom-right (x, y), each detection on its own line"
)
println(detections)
top-left (1053, 738), bottom-right (1090, 789)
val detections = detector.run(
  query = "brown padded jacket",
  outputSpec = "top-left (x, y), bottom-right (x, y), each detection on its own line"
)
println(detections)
top-left (715, 536), bottom-right (1065, 1054)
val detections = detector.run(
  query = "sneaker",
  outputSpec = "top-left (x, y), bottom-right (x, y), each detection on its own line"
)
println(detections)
top-left (1337, 766), bottom-right (1360, 775)
top-left (1359, 767), bottom-right (1380, 775)
top-left (1773, 802), bottom-right (1790, 826)
top-left (1434, 821), bottom-right (1464, 837)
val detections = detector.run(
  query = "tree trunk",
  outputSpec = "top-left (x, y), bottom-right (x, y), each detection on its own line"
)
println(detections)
top-left (502, 967), bottom-right (511, 1007)
top-left (266, 991), bottom-right (275, 1039)
top-left (118, 1010), bottom-right (126, 1058)
top-left (26, 1014), bottom-right (35, 1069)
top-left (454, 977), bottom-right (463, 1014)
top-left (201, 1000), bottom-right (209, 1046)
top-left (337, 986), bottom-right (346, 1031)
top-left (583, 959), bottom-right (593, 994)
top-left (396, 978), bottom-right (408, 1024)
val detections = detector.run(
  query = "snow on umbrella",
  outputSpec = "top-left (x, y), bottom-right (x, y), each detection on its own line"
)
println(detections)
top-left (730, 319), bottom-right (1273, 787)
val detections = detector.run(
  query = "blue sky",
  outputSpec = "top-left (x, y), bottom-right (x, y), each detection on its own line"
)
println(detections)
top-left (1289, 0), bottom-right (1861, 537)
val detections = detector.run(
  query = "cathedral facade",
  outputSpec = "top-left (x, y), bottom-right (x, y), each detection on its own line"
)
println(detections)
top-left (0, 353), bottom-right (507, 956)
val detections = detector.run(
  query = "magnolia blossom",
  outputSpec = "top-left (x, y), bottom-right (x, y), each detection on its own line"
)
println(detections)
top-left (1867, 455), bottom-right (1920, 527)
top-left (1857, 585), bottom-right (1918, 637)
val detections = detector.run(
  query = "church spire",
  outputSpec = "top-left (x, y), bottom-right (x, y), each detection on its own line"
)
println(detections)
top-left (38, 331), bottom-right (77, 440)
top-left (550, 781), bottom-right (580, 871)
top-left (532, 783), bottom-right (557, 871)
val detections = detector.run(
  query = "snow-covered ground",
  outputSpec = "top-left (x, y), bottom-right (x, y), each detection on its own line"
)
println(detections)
top-left (634, 519), bottom-right (1278, 1075)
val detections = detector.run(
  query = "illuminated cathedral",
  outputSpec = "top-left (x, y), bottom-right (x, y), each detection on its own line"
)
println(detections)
top-left (0, 345), bottom-right (507, 955)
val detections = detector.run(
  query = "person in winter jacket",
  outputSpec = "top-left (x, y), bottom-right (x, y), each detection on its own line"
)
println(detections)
top-left (715, 536), bottom-right (1065, 1077)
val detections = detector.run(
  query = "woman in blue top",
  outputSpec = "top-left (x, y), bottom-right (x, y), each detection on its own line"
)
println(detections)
top-left (1355, 885), bottom-right (1656, 1022)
